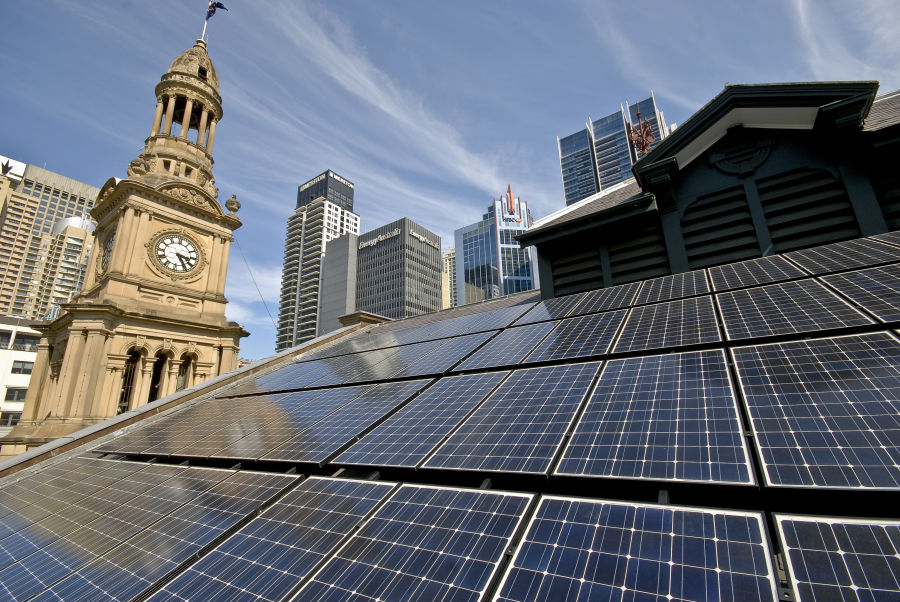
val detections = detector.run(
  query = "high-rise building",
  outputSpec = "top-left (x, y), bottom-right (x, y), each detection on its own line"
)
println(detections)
top-left (356, 218), bottom-right (441, 320)
top-left (0, 317), bottom-right (40, 437)
top-left (442, 248), bottom-right (456, 309)
top-left (296, 169), bottom-right (355, 212)
top-left (558, 93), bottom-right (670, 206)
top-left (317, 232), bottom-right (358, 336)
top-left (277, 173), bottom-right (360, 350)
top-left (454, 185), bottom-right (537, 306)
top-left (0, 155), bottom-right (99, 319)
top-left (33, 217), bottom-right (96, 321)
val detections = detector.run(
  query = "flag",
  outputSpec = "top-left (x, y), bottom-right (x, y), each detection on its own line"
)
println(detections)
top-left (206, 2), bottom-right (227, 20)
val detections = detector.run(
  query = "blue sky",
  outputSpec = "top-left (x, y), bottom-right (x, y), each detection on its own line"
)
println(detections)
top-left (1, 1), bottom-right (897, 359)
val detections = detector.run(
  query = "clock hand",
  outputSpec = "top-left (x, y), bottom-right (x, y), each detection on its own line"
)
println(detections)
top-left (175, 253), bottom-right (190, 270)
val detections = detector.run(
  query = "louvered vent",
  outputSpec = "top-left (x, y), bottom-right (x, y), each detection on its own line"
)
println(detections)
top-left (682, 185), bottom-right (760, 269)
top-left (757, 167), bottom-right (859, 252)
top-left (873, 172), bottom-right (900, 231)
top-left (551, 248), bottom-right (603, 296)
top-left (608, 222), bottom-right (670, 284)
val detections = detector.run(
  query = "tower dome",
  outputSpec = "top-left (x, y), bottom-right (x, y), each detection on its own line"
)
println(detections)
top-left (126, 39), bottom-right (223, 198)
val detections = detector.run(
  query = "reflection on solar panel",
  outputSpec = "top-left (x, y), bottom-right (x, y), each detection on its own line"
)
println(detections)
top-left (454, 322), bottom-right (556, 371)
top-left (569, 281), bottom-right (641, 316)
top-left (823, 265), bottom-right (900, 322)
top-left (396, 331), bottom-right (496, 376)
top-left (0, 464), bottom-right (231, 600)
top-left (613, 296), bottom-right (721, 353)
top-left (336, 372), bottom-right (508, 467)
top-left (523, 310), bottom-right (627, 363)
top-left (36, 471), bottom-right (295, 601)
top-left (261, 380), bottom-right (431, 463)
top-left (292, 485), bottom-right (531, 602)
top-left (732, 333), bottom-right (900, 488)
top-left (494, 497), bottom-right (776, 602)
top-left (635, 270), bottom-right (709, 305)
top-left (513, 292), bottom-right (587, 325)
top-left (776, 515), bottom-right (900, 602)
top-left (221, 358), bottom-right (340, 397)
top-left (148, 477), bottom-right (394, 602)
top-left (716, 279), bottom-right (873, 340)
top-left (468, 302), bottom-right (536, 331)
top-left (556, 350), bottom-right (753, 484)
top-left (200, 386), bottom-right (372, 460)
top-left (307, 340), bottom-right (443, 387)
top-left (708, 254), bottom-right (809, 291)
top-left (423, 363), bottom-right (600, 473)
top-left (785, 237), bottom-right (900, 275)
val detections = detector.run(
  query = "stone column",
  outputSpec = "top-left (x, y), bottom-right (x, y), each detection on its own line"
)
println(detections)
top-left (206, 119), bottom-right (217, 153)
top-left (100, 363), bottom-right (124, 417)
top-left (53, 331), bottom-right (87, 419)
top-left (164, 361), bottom-right (180, 398)
top-left (219, 345), bottom-right (238, 375)
top-left (150, 99), bottom-right (164, 136)
top-left (134, 359), bottom-right (153, 410)
top-left (179, 98), bottom-right (194, 138)
top-left (162, 95), bottom-right (177, 136)
top-left (197, 109), bottom-right (209, 146)
top-left (20, 342), bottom-right (52, 421)
top-left (72, 331), bottom-right (108, 418)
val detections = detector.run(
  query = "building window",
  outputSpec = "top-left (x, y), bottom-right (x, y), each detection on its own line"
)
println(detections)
top-left (4, 387), bottom-right (27, 402)
top-left (11, 334), bottom-right (39, 352)
top-left (0, 331), bottom-right (10, 349)
top-left (0, 412), bottom-right (21, 427)
top-left (11, 361), bottom-right (33, 375)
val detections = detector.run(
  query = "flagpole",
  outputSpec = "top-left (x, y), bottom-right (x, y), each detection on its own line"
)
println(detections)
top-left (201, 0), bottom-right (210, 41)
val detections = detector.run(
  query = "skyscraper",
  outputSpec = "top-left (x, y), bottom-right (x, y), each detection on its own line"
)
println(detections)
top-left (356, 218), bottom-right (441, 320)
top-left (0, 155), bottom-right (99, 319)
top-left (558, 93), bottom-right (670, 206)
top-left (442, 248), bottom-right (456, 309)
top-left (454, 185), bottom-right (537, 306)
top-left (277, 171), bottom-right (360, 350)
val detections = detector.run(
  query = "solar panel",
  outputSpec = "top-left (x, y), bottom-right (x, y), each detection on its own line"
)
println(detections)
top-left (467, 302), bottom-right (537, 331)
top-left (454, 322), bottom-right (556, 371)
top-left (613, 296), bottom-right (721, 354)
top-left (147, 477), bottom-right (396, 602)
top-left (494, 497), bottom-right (777, 602)
top-left (569, 281), bottom-right (641, 316)
top-left (732, 333), bottom-right (900, 488)
top-left (512, 291), bottom-right (588, 325)
top-left (208, 385), bottom-right (374, 460)
top-left (634, 270), bottom-right (709, 305)
top-left (523, 309), bottom-right (627, 363)
top-left (395, 331), bottom-right (496, 377)
top-left (307, 340), bottom-right (444, 387)
top-left (423, 362), bottom-right (600, 473)
top-left (708, 254), bottom-right (809, 292)
top-left (716, 279), bottom-right (874, 340)
top-left (871, 230), bottom-right (900, 248)
top-left (261, 380), bottom-right (431, 464)
top-left (785, 237), bottom-right (900, 275)
top-left (822, 265), bottom-right (900, 322)
top-left (34, 471), bottom-right (295, 602)
top-left (292, 485), bottom-right (531, 602)
top-left (335, 372), bottom-right (509, 467)
top-left (555, 350), bottom-right (753, 484)
top-left (776, 515), bottom-right (900, 601)
top-left (220, 358), bottom-right (341, 397)
top-left (0, 464), bottom-right (232, 600)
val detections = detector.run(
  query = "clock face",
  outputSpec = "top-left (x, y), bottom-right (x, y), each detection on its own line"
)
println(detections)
top-left (100, 232), bottom-right (115, 272)
top-left (153, 234), bottom-right (200, 274)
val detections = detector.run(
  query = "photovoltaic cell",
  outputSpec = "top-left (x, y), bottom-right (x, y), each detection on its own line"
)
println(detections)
top-left (634, 270), bottom-right (709, 305)
top-left (395, 331), bottom-right (496, 377)
top-left (261, 380), bottom-right (431, 463)
top-left (568, 281), bottom-right (641, 316)
top-left (467, 302), bottom-right (536, 331)
top-left (335, 371), bottom-right (509, 467)
top-left (220, 359), bottom-right (341, 397)
top-left (423, 362), bottom-right (600, 473)
top-left (307, 340), bottom-right (444, 387)
top-left (716, 279), bottom-right (873, 340)
top-left (454, 322), bottom-right (556, 371)
top-left (776, 515), bottom-right (900, 602)
top-left (785, 237), bottom-right (900, 275)
top-left (709, 254), bottom-right (809, 292)
top-left (523, 310), bottom-right (627, 363)
top-left (732, 333), bottom-right (900, 488)
top-left (494, 497), bottom-right (777, 602)
top-left (32, 471), bottom-right (295, 602)
top-left (292, 485), bottom-right (531, 602)
top-left (147, 477), bottom-right (395, 602)
top-left (822, 265), bottom-right (900, 322)
top-left (555, 350), bottom-right (753, 484)
top-left (513, 292), bottom-right (587, 325)
top-left (872, 230), bottom-right (900, 248)
top-left (613, 296), bottom-right (721, 354)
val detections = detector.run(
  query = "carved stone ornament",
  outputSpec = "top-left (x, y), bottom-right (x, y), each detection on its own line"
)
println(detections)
top-left (136, 335), bottom-right (147, 350)
top-left (163, 338), bottom-right (174, 350)
top-left (187, 341), bottom-right (198, 354)
top-left (49, 361), bottom-right (62, 380)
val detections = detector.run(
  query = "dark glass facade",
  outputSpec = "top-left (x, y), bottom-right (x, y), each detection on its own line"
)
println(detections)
top-left (558, 129), bottom-right (598, 206)
top-left (296, 169), bottom-right (355, 212)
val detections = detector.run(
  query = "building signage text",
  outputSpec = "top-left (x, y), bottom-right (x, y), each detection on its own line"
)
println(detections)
top-left (409, 230), bottom-right (440, 250)
top-left (359, 228), bottom-right (401, 249)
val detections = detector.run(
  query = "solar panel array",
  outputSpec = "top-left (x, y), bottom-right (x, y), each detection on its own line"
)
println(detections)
top-left (3, 232), bottom-right (900, 600)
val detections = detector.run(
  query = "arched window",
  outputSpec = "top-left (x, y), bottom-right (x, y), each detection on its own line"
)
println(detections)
top-left (147, 352), bottom-right (168, 402)
top-left (117, 350), bottom-right (141, 414)
top-left (176, 354), bottom-right (193, 391)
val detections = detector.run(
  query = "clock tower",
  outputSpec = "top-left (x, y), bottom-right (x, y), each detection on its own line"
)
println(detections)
top-left (1, 38), bottom-right (248, 455)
